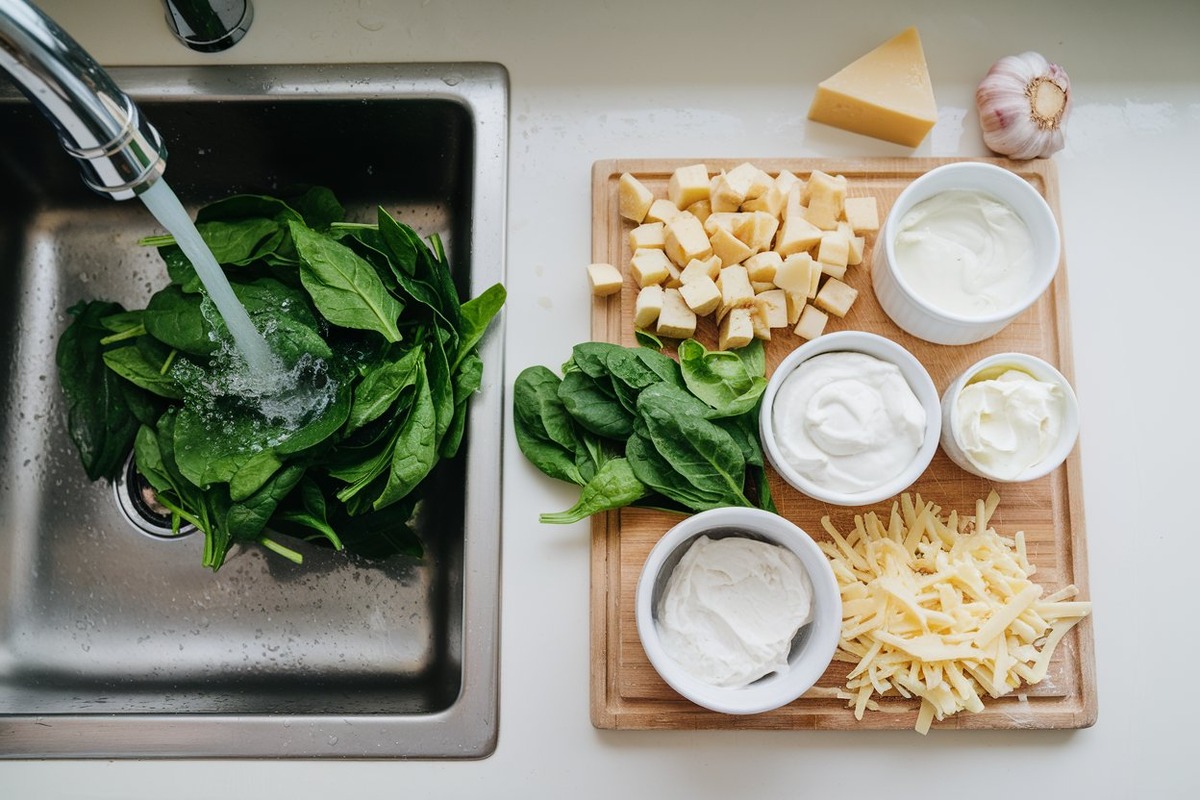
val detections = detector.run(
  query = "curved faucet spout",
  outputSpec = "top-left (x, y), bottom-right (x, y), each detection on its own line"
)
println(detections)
top-left (0, 0), bottom-right (166, 199)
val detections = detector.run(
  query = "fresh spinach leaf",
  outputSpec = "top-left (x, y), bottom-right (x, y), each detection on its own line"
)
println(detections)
top-left (99, 309), bottom-right (145, 338)
top-left (144, 285), bottom-right (218, 356)
top-left (345, 345), bottom-right (422, 434)
top-left (195, 194), bottom-right (304, 225)
top-left (538, 458), bottom-right (647, 525)
top-left (159, 245), bottom-right (202, 293)
top-left (292, 186), bottom-right (345, 231)
top-left (329, 417), bottom-right (402, 504)
top-left (574, 429), bottom-right (616, 484)
top-left (56, 300), bottom-right (143, 481)
top-left (196, 218), bottom-right (284, 266)
top-left (626, 431), bottom-right (726, 512)
top-left (453, 283), bottom-right (505, 369)
top-left (426, 326), bottom-right (456, 443)
top-left (328, 496), bottom-right (423, 560)
top-left (388, 213), bottom-right (459, 313)
top-left (558, 369), bottom-right (634, 440)
top-left (439, 350), bottom-right (484, 459)
top-left (102, 345), bottom-right (184, 400)
top-left (225, 463), bottom-right (305, 541)
top-left (272, 476), bottom-right (343, 550)
top-left (635, 384), bottom-right (752, 509)
top-left (677, 338), bottom-right (767, 418)
top-left (634, 329), bottom-right (664, 351)
top-left (378, 208), bottom-right (461, 330)
top-left (228, 449), bottom-right (284, 502)
top-left (133, 424), bottom-right (172, 495)
top-left (290, 220), bottom-right (405, 343)
top-left (734, 337), bottom-right (766, 377)
top-left (373, 363), bottom-right (438, 510)
top-left (513, 365), bottom-right (585, 486)
top-left (569, 342), bottom-right (626, 380)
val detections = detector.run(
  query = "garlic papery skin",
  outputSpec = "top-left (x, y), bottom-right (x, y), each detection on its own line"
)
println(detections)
top-left (976, 52), bottom-right (1071, 160)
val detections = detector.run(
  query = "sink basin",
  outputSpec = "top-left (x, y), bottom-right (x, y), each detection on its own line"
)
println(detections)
top-left (0, 64), bottom-right (507, 758)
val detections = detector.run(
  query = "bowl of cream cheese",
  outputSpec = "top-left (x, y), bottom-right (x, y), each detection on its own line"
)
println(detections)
top-left (872, 161), bottom-right (1061, 345)
top-left (940, 352), bottom-right (1080, 482)
top-left (759, 331), bottom-right (941, 506)
top-left (635, 507), bottom-right (841, 715)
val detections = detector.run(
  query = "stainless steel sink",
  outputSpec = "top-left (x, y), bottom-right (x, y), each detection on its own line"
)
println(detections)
top-left (0, 63), bottom-right (507, 758)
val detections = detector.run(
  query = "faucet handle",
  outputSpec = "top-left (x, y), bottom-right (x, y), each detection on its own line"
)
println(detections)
top-left (161, 0), bottom-right (253, 53)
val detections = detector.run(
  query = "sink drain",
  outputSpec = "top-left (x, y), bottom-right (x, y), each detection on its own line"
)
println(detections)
top-left (114, 452), bottom-right (195, 539)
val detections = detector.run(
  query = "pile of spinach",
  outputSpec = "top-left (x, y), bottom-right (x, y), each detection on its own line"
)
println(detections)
top-left (57, 187), bottom-right (505, 571)
top-left (513, 337), bottom-right (774, 524)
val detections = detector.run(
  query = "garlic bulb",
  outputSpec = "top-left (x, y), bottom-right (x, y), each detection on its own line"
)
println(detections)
top-left (976, 52), bottom-right (1071, 160)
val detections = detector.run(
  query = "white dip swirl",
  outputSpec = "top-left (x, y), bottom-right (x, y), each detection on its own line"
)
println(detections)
top-left (893, 189), bottom-right (1035, 317)
top-left (771, 351), bottom-right (926, 495)
top-left (955, 368), bottom-right (1065, 479)
top-left (656, 535), bottom-right (814, 688)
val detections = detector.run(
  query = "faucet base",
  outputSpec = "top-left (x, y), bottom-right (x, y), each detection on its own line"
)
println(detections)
top-left (162, 0), bottom-right (254, 53)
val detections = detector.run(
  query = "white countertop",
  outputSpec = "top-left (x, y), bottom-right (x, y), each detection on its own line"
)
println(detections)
top-left (5, 1), bottom-right (1199, 797)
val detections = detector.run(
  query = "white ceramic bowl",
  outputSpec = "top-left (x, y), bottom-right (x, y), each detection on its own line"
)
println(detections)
top-left (759, 330), bottom-right (940, 507)
top-left (872, 161), bottom-right (1061, 345)
top-left (635, 507), bottom-right (841, 715)
top-left (940, 352), bottom-right (1080, 482)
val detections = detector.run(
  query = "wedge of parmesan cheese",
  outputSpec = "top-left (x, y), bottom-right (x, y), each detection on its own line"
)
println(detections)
top-left (806, 27), bottom-right (937, 147)
top-left (820, 491), bottom-right (1092, 734)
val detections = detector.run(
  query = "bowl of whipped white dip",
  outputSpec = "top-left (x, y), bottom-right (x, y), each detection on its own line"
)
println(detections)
top-left (760, 331), bottom-right (941, 506)
top-left (635, 507), bottom-right (841, 715)
top-left (872, 161), bottom-right (1061, 345)
top-left (940, 352), bottom-right (1080, 482)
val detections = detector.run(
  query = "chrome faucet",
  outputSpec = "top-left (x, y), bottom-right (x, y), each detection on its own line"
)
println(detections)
top-left (161, 0), bottom-right (253, 53)
top-left (0, 0), bottom-right (166, 199)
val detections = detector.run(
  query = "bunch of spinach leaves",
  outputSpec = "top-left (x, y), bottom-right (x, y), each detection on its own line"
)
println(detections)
top-left (513, 338), bottom-right (774, 524)
top-left (57, 187), bottom-right (505, 571)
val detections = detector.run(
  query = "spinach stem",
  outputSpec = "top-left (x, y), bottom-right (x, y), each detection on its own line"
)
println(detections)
top-left (137, 234), bottom-right (177, 248)
top-left (99, 325), bottom-right (147, 345)
top-left (258, 536), bottom-right (304, 564)
top-left (155, 494), bottom-right (205, 532)
top-left (159, 349), bottom-right (177, 376)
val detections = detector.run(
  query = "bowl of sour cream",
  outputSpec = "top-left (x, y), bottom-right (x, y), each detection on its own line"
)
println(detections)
top-left (872, 161), bottom-right (1061, 345)
top-left (759, 331), bottom-right (941, 506)
top-left (940, 352), bottom-right (1080, 482)
top-left (635, 507), bottom-right (841, 715)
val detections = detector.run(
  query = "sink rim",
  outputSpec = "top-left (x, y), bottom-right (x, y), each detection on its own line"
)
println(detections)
top-left (0, 62), bottom-right (508, 760)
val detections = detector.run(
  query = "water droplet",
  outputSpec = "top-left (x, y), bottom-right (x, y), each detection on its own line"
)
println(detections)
top-left (442, 73), bottom-right (464, 87)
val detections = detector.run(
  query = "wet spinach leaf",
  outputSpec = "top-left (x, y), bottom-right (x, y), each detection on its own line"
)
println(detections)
top-left (56, 300), bottom-right (144, 481)
top-left (144, 285), bottom-right (217, 356)
top-left (290, 220), bottom-right (405, 343)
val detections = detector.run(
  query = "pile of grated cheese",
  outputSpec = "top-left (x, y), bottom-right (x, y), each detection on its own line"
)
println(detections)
top-left (819, 491), bottom-right (1092, 734)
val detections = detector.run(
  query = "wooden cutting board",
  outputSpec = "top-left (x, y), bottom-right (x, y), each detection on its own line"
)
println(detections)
top-left (589, 157), bottom-right (1096, 731)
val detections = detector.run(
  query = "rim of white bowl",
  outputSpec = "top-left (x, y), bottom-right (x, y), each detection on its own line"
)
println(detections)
top-left (944, 351), bottom-right (1081, 483)
top-left (882, 161), bottom-right (1062, 326)
top-left (634, 507), bottom-right (842, 715)
top-left (758, 331), bottom-right (941, 507)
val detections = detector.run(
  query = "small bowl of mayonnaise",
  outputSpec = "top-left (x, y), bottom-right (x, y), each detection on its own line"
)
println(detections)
top-left (759, 330), bottom-right (942, 507)
top-left (635, 507), bottom-right (842, 715)
top-left (940, 352), bottom-right (1080, 482)
top-left (872, 161), bottom-right (1061, 346)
